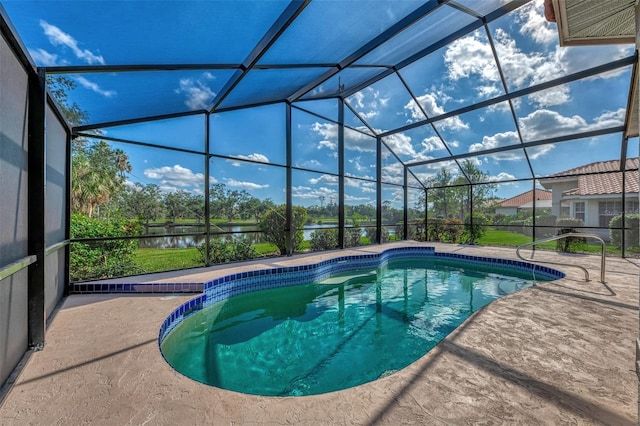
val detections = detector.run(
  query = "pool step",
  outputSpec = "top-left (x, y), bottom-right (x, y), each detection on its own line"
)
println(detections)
top-left (317, 269), bottom-right (377, 286)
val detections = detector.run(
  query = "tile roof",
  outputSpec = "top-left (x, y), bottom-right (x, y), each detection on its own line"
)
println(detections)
top-left (542, 158), bottom-right (639, 197)
top-left (548, 158), bottom-right (639, 177)
top-left (562, 170), bottom-right (639, 196)
top-left (499, 189), bottom-right (552, 207)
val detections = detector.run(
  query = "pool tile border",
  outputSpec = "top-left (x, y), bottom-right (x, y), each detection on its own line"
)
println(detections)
top-left (157, 247), bottom-right (564, 343)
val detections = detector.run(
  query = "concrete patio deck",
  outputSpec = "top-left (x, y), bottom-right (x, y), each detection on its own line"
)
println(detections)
top-left (0, 242), bottom-right (638, 425)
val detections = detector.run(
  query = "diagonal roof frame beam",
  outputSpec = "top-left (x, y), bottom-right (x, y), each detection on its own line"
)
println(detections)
top-left (483, 23), bottom-right (536, 181)
top-left (379, 55), bottom-right (635, 138)
top-left (42, 63), bottom-right (340, 75)
top-left (42, 64), bottom-right (240, 74)
top-left (340, 0), bottom-right (531, 101)
top-left (207, 0), bottom-right (311, 113)
top-left (286, 0), bottom-right (451, 103)
top-left (394, 69), bottom-right (471, 183)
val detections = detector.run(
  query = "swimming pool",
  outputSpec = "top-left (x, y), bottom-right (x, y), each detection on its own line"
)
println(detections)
top-left (159, 247), bottom-right (563, 396)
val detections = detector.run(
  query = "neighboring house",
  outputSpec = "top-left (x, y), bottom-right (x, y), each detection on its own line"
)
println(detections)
top-left (538, 158), bottom-right (639, 234)
top-left (494, 189), bottom-right (552, 216)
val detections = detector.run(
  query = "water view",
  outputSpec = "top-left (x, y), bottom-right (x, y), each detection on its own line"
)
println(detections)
top-left (139, 223), bottom-right (387, 249)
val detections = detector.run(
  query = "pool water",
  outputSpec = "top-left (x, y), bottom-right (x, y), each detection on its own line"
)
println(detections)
top-left (161, 258), bottom-right (550, 396)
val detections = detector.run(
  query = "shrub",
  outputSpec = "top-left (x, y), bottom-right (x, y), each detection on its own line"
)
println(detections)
top-left (365, 227), bottom-right (389, 243)
top-left (609, 213), bottom-right (640, 249)
top-left (408, 219), bottom-right (425, 241)
top-left (534, 214), bottom-right (557, 238)
top-left (426, 218), bottom-right (445, 241)
top-left (309, 228), bottom-right (339, 251)
top-left (463, 213), bottom-right (487, 243)
top-left (259, 205), bottom-right (307, 254)
top-left (491, 213), bottom-right (507, 225)
top-left (197, 237), bottom-right (258, 264)
top-left (344, 218), bottom-right (363, 248)
top-left (555, 217), bottom-right (585, 252)
top-left (444, 218), bottom-right (463, 243)
top-left (70, 213), bottom-right (141, 281)
top-left (344, 226), bottom-right (362, 248)
top-left (506, 219), bottom-right (526, 235)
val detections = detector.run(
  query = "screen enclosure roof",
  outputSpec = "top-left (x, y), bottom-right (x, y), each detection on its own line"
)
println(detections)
top-left (1, 0), bottom-right (637, 191)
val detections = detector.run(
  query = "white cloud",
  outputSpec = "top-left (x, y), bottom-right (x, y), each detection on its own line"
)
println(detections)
top-left (476, 85), bottom-right (502, 99)
top-left (556, 44), bottom-right (632, 78)
top-left (311, 122), bottom-right (338, 152)
top-left (309, 123), bottom-right (378, 154)
top-left (527, 84), bottom-right (571, 107)
top-left (291, 185), bottom-right (337, 200)
top-left (467, 129), bottom-right (554, 161)
top-left (175, 73), bottom-right (216, 110)
top-left (519, 109), bottom-right (593, 140)
top-left (29, 48), bottom-right (60, 66)
top-left (382, 132), bottom-right (415, 157)
top-left (492, 30), bottom-right (547, 88)
top-left (345, 194), bottom-right (373, 203)
top-left (345, 172), bottom-right (376, 182)
top-left (381, 161), bottom-right (405, 185)
top-left (225, 179), bottom-right (269, 190)
top-left (592, 108), bottom-right (626, 128)
top-left (232, 153), bottom-right (270, 164)
top-left (516, 0), bottom-right (558, 45)
top-left (346, 156), bottom-right (373, 173)
top-left (345, 179), bottom-right (376, 194)
top-left (40, 20), bottom-right (105, 65)
top-left (445, 34), bottom-right (498, 82)
top-left (347, 87), bottom-right (390, 123)
top-left (143, 164), bottom-right (205, 192)
top-left (309, 174), bottom-right (338, 185)
top-left (75, 76), bottom-right (116, 98)
top-left (295, 159), bottom-right (322, 169)
top-left (449, 27), bottom-right (565, 108)
top-left (318, 140), bottom-right (337, 151)
top-left (344, 128), bottom-right (376, 152)
top-left (469, 131), bottom-right (520, 153)
top-left (410, 94), bottom-right (468, 131)
top-left (421, 136), bottom-right (446, 153)
top-left (489, 172), bottom-right (517, 181)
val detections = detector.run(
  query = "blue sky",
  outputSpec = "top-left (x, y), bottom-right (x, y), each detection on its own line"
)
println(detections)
top-left (3, 0), bottom-right (637, 209)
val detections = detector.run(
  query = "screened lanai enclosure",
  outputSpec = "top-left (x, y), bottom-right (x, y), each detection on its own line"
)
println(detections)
top-left (1, 0), bottom-right (639, 387)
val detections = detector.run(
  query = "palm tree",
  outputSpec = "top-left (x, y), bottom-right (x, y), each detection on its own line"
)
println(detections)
top-left (71, 140), bottom-right (131, 217)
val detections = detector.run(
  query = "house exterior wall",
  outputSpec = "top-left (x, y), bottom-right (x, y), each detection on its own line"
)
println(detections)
top-left (495, 206), bottom-right (518, 215)
top-left (549, 181), bottom-right (577, 217)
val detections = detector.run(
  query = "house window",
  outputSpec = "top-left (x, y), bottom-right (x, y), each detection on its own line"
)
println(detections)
top-left (574, 202), bottom-right (585, 221)
top-left (598, 201), bottom-right (638, 227)
top-left (599, 201), bottom-right (620, 227)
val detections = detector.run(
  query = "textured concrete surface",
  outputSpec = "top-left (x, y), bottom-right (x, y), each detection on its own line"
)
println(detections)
top-left (0, 242), bottom-right (638, 425)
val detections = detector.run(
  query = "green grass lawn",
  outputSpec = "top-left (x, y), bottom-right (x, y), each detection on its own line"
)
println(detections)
top-left (134, 242), bottom-right (281, 273)
top-left (133, 247), bottom-right (202, 272)
top-left (477, 228), bottom-right (621, 256)
top-left (252, 242), bottom-right (280, 255)
top-left (132, 228), bottom-right (627, 274)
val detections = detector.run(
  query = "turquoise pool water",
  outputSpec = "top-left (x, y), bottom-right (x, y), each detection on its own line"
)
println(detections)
top-left (160, 258), bottom-right (552, 396)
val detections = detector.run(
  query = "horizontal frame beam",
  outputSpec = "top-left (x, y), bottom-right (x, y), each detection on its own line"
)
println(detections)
top-left (0, 256), bottom-right (37, 282)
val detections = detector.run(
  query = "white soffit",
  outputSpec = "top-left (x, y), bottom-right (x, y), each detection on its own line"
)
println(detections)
top-left (553, 0), bottom-right (636, 46)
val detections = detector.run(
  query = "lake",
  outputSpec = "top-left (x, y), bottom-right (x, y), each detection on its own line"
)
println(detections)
top-left (139, 223), bottom-right (362, 249)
